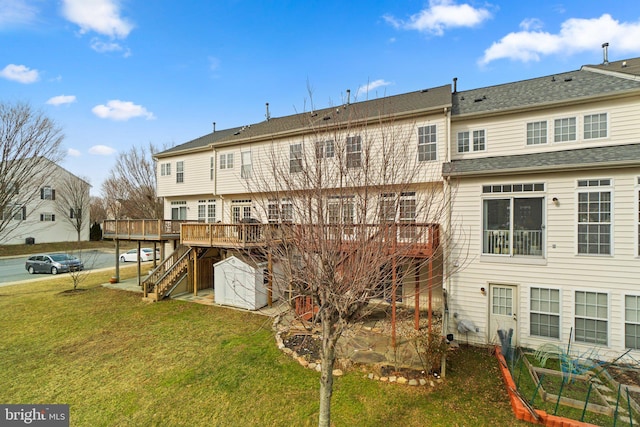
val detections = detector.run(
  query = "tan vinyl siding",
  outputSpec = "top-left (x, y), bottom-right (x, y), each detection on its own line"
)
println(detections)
top-left (157, 151), bottom-right (214, 198)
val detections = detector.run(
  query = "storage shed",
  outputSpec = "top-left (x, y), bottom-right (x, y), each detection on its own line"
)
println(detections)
top-left (213, 256), bottom-right (268, 310)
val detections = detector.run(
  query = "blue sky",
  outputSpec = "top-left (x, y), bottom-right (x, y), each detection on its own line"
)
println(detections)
top-left (2, 0), bottom-right (640, 195)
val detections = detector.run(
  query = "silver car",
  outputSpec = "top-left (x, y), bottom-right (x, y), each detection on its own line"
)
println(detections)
top-left (25, 253), bottom-right (84, 275)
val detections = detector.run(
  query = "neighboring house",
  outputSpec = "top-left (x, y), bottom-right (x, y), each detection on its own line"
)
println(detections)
top-left (124, 54), bottom-right (640, 358)
top-left (0, 159), bottom-right (90, 245)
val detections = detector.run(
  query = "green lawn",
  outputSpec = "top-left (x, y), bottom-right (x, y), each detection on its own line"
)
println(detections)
top-left (0, 268), bottom-right (525, 426)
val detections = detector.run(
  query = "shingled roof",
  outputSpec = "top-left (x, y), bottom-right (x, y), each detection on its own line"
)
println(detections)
top-left (442, 143), bottom-right (640, 177)
top-left (156, 85), bottom-right (451, 157)
top-left (452, 61), bottom-right (640, 117)
top-left (583, 56), bottom-right (640, 79)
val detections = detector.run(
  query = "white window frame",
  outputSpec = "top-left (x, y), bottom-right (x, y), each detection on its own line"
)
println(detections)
top-left (2, 204), bottom-right (25, 221)
top-left (241, 151), bottom-right (252, 179)
top-left (316, 140), bottom-right (335, 159)
top-left (160, 163), bottom-right (171, 176)
top-left (176, 161), bottom-right (184, 184)
top-left (625, 294), bottom-right (640, 349)
top-left (267, 199), bottom-right (293, 223)
top-left (583, 113), bottom-right (608, 140)
top-left (210, 157), bottom-right (214, 180)
top-left (530, 287), bottom-right (560, 339)
top-left (574, 290), bottom-right (608, 346)
top-left (40, 212), bottom-right (55, 222)
top-left (346, 135), bottom-right (362, 168)
top-left (576, 179), bottom-right (612, 256)
top-left (198, 199), bottom-right (216, 223)
top-left (219, 153), bottom-right (234, 170)
top-left (554, 117), bottom-right (577, 142)
top-left (526, 121), bottom-right (547, 145)
top-left (290, 143), bottom-right (303, 173)
top-left (457, 129), bottom-right (486, 153)
top-left (418, 125), bottom-right (437, 161)
top-left (171, 201), bottom-right (187, 220)
top-left (41, 186), bottom-right (54, 200)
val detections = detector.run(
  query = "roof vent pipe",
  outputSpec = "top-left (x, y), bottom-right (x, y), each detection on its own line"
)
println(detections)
top-left (212, 122), bottom-right (216, 133)
top-left (602, 42), bottom-right (609, 65)
top-left (346, 89), bottom-right (351, 105)
top-left (265, 102), bottom-right (270, 121)
top-left (453, 77), bottom-right (458, 94)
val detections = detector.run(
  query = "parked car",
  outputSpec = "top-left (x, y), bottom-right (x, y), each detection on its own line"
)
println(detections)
top-left (25, 253), bottom-right (84, 275)
top-left (120, 248), bottom-right (159, 262)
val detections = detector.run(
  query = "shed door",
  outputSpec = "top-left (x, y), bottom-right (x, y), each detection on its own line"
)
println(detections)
top-left (488, 284), bottom-right (518, 347)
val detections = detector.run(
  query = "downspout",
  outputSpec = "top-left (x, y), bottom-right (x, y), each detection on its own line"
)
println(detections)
top-left (442, 105), bottom-right (452, 378)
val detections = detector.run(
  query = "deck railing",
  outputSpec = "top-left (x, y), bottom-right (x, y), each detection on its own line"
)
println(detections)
top-left (103, 219), bottom-right (185, 240)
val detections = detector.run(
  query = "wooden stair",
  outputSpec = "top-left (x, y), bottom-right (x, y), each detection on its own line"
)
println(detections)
top-left (143, 245), bottom-right (192, 302)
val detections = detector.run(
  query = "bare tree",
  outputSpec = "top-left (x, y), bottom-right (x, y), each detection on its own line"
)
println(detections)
top-left (90, 196), bottom-right (108, 224)
top-left (101, 143), bottom-right (163, 219)
top-left (55, 174), bottom-right (91, 242)
top-left (0, 101), bottom-right (64, 243)
top-left (248, 100), bottom-right (449, 426)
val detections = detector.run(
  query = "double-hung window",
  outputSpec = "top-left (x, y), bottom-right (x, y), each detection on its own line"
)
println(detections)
top-left (210, 157), bottom-right (214, 180)
top-left (327, 196), bottom-right (355, 237)
top-left (575, 291), bottom-right (608, 345)
top-left (584, 113), bottom-right (607, 139)
top-left (527, 121), bottom-right (547, 145)
top-left (176, 161), bottom-right (184, 183)
top-left (241, 152), bottom-right (252, 179)
top-left (530, 288), bottom-right (560, 338)
top-left (346, 136), bottom-right (362, 168)
top-left (315, 140), bottom-right (334, 159)
top-left (220, 153), bottom-right (234, 169)
top-left (399, 192), bottom-right (417, 239)
top-left (160, 163), bottom-right (171, 176)
top-left (2, 204), bottom-right (25, 221)
top-left (41, 186), bottom-right (55, 200)
top-left (482, 183), bottom-right (545, 256)
top-left (290, 143), bottom-right (303, 173)
top-left (418, 125), bottom-right (437, 161)
top-left (554, 117), bottom-right (576, 142)
top-left (625, 295), bottom-right (640, 349)
top-left (577, 179), bottom-right (611, 255)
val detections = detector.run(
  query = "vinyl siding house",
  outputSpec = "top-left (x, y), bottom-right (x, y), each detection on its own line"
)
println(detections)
top-left (1, 159), bottom-right (91, 245)
top-left (108, 56), bottom-right (640, 358)
top-left (444, 57), bottom-right (640, 359)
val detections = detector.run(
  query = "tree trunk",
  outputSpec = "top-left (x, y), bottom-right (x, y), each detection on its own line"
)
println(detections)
top-left (318, 311), bottom-right (338, 427)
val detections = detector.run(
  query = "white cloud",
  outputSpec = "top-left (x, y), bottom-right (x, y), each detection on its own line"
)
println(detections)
top-left (520, 18), bottom-right (543, 32)
top-left (67, 148), bottom-right (81, 157)
top-left (208, 56), bottom-right (220, 72)
top-left (92, 100), bottom-right (156, 121)
top-left (384, 0), bottom-right (491, 36)
top-left (0, 0), bottom-right (38, 28)
top-left (62, 0), bottom-right (133, 38)
top-left (46, 95), bottom-right (77, 106)
top-left (356, 79), bottom-right (392, 98)
top-left (480, 14), bottom-right (640, 65)
top-left (89, 145), bottom-right (117, 156)
top-left (0, 64), bottom-right (39, 83)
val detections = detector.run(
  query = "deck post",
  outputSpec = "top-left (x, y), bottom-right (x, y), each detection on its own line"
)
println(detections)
top-left (391, 224), bottom-right (397, 349)
top-left (193, 248), bottom-right (198, 296)
top-left (115, 239), bottom-right (120, 282)
top-left (414, 262), bottom-right (420, 330)
top-left (137, 240), bottom-right (142, 287)
top-left (267, 252), bottom-right (273, 306)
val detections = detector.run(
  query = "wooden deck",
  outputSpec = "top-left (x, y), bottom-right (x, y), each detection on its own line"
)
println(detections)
top-left (103, 220), bottom-right (440, 255)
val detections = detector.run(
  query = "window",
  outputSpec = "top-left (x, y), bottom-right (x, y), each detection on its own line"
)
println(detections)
top-left (2, 204), bottom-right (25, 221)
top-left (554, 117), bottom-right (576, 142)
top-left (232, 201), bottom-right (252, 223)
top-left (198, 199), bottom-right (215, 223)
top-left (176, 161), bottom-right (184, 183)
top-left (171, 201), bottom-right (187, 220)
top-left (316, 140), bottom-right (334, 159)
top-left (482, 183), bottom-right (545, 256)
top-left (290, 143), bottom-right (303, 173)
top-left (577, 179), bottom-right (611, 255)
top-left (210, 157), bottom-right (214, 180)
top-left (457, 129), bottom-right (485, 153)
top-left (268, 200), bottom-right (293, 223)
top-left (346, 135), bottom-right (361, 168)
top-left (40, 213), bottom-right (55, 222)
top-left (160, 163), bottom-right (171, 176)
top-left (219, 153), bottom-right (234, 169)
top-left (625, 295), bottom-right (640, 349)
top-left (379, 193), bottom-right (396, 222)
top-left (41, 186), bottom-right (55, 200)
top-left (575, 291), bottom-right (608, 345)
top-left (530, 288), bottom-right (560, 338)
top-left (70, 208), bottom-right (81, 219)
top-left (327, 197), bottom-right (355, 236)
top-left (241, 151), bottom-right (252, 179)
top-left (584, 113), bottom-right (607, 139)
top-left (418, 125), bottom-right (437, 161)
top-left (399, 192), bottom-right (417, 239)
top-left (527, 121), bottom-right (547, 145)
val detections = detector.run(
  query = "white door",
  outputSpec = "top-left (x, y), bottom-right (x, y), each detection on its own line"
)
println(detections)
top-left (488, 284), bottom-right (518, 347)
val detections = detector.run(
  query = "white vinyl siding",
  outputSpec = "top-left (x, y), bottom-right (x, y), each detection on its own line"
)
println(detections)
top-left (574, 291), bottom-right (608, 345)
top-left (418, 125), bottom-right (437, 161)
top-left (316, 140), bottom-right (334, 159)
top-left (530, 288), bottom-right (560, 338)
top-left (526, 121), bottom-right (547, 145)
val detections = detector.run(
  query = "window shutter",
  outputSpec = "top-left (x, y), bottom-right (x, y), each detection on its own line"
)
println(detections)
top-left (70, 208), bottom-right (74, 218)
top-left (21, 206), bottom-right (26, 220)
top-left (51, 189), bottom-right (55, 200)
top-left (40, 214), bottom-right (44, 221)
top-left (52, 214), bottom-right (55, 221)
top-left (40, 188), bottom-right (44, 199)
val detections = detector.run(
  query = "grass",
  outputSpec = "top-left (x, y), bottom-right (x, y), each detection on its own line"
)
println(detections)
top-left (0, 268), bottom-right (525, 426)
